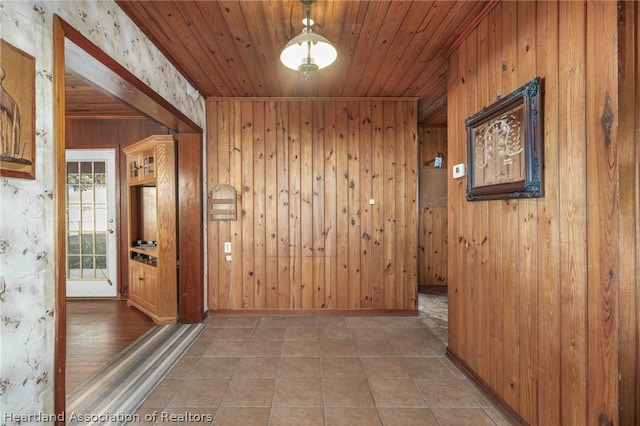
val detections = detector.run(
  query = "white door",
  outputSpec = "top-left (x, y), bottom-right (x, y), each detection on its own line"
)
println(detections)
top-left (65, 149), bottom-right (117, 298)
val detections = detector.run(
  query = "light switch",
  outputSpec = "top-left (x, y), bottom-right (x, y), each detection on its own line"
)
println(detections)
top-left (224, 242), bottom-right (232, 254)
top-left (453, 163), bottom-right (466, 179)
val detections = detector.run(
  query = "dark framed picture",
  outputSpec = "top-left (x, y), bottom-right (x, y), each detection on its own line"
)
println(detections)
top-left (0, 39), bottom-right (36, 180)
top-left (465, 76), bottom-right (543, 201)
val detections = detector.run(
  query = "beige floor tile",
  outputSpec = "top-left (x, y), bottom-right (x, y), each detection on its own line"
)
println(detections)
top-left (251, 327), bottom-right (286, 340)
top-left (284, 327), bottom-right (319, 341)
top-left (361, 357), bottom-right (408, 378)
top-left (273, 378), bottom-right (323, 407)
top-left (139, 379), bottom-right (183, 408)
top-left (204, 339), bottom-right (248, 357)
top-left (216, 327), bottom-right (255, 340)
top-left (354, 339), bottom-right (396, 357)
top-left (377, 408), bottom-right (440, 425)
top-left (322, 378), bottom-right (375, 407)
top-left (388, 338), bottom-right (436, 357)
top-left (256, 317), bottom-right (288, 328)
top-left (316, 317), bottom-right (348, 328)
top-left (319, 338), bottom-right (358, 356)
top-left (102, 294), bottom-right (511, 426)
top-left (350, 327), bottom-right (388, 340)
top-left (400, 356), bottom-right (454, 379)
top-left (167, 379), bottom-right (229, 407)
top-left (368, 378), bottom-right (427, 407)
top-left (269, 407), bottom-right (325, 426)
top-left (212, 407), bottom-right (270, 426)
top-left (286, 316), bottom-right (318, 327)
top-left (234, 357), bottom-right (280, 378)
top-left (431, 407), bottom-right (496, 425)
top-left (220, 378), bottom-right (275, 407)
top-left (244, 339), bottom-right (283, 356)
top-left (318, 327), bottom-right (352, 340)
top-left (187, 357), bottom-right (239, 379)
top-left (166, 356), bottom-right (199, 378)
top-left (278, 357), bottom-right (320, 378)
top-left (414, 376), bottom-right (479, 408)
top-left (225, 317), bottom-right (259, 328)
top-left (281, 340), bottom-right (319, 357)
top-left (324, 407), bottom-right (382, 426)
top-left (320, 357), bottom-right (365, 378)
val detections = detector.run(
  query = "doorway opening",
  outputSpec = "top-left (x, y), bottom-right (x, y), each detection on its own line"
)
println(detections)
top-left (53, 15), bottom-right (204, 420)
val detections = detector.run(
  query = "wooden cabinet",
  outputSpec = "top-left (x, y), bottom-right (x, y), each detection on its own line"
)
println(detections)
top-left (123, 135), bottom-right (177, 324)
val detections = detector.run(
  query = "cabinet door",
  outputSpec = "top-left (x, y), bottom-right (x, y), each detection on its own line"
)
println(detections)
top-left (142, 267), bottom-right (158, 311)
top-left (127, 153), bottom-right (143, 184)
top-left (139, 148), bottom-right (156, 182)
top-left (128, 264), bottom-right (143, 303)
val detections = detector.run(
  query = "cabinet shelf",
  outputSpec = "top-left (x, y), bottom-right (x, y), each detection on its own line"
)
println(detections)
top-left (123, 135), bottom-right (177, 324)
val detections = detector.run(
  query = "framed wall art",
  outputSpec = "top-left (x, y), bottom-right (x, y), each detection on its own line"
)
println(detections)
top-left (1, 39), bottom-right (36, 179)
top-left (465, 76), bottom-right (543, 201)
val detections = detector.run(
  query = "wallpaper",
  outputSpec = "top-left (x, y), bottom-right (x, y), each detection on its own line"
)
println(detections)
top-left (0, 1), bottom-right (205, 421)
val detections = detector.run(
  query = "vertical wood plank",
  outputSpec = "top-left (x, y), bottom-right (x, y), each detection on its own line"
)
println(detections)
top-left (558, 2), bottom-right (588, 424)
top-left (335, 101), bottom-right (350, 308)
top-left (277, 101), bottom-right (291, 308)
top-left (499, 0), bottom-right (521, 409)
top-left (206, 100), bottom-right (220, 311)
top-left (395, 101), bottom-right (407, 309)
top-left (288, 101), bottom-right (302, 308)
top-left (405, 101), bottom-right (418, 310)
top-left (218, 101), bottom-right (233, 309)
top-left (617, 2), bottom-right (639, 424)
top-left (300, 101), bottom-right (314, 308)
top-left (347, 101), bottom-right (361, 308)
top-left (312, 102), bottom-right (326, 308)
top-left (241, 101), bottom-right (255, 309)
top-left (515, 2), bottom-right (538, 423)
top-left (371, 100), bottom-right (385, 309)
top-left (535, 1), bottom-right (562, 424)
top-left (324, 102), bottom-right (337, 309)
top-left (446, 49), bottom-right (462, 353)
top-left (486, 4), bottom-right (505, 396)
top-left (383, 101), bottom-right (397, 308)
top-left (359, 101), bottom-right (373, 308)
top-left (585, 2), bottom-right (619, 424)
top-left (253, 101), bottom-right (266, 309)
top-left (265, 100), bottom-right (279, 309)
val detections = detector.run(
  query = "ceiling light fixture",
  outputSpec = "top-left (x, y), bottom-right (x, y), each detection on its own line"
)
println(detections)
top-left (280, 0), bottom-right (337, 80)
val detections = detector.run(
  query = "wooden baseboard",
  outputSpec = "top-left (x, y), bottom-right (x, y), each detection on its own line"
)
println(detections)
top-left (445, 347), bottom-right (528, 425)
top-left (208, 309), bottom-right (418, 317)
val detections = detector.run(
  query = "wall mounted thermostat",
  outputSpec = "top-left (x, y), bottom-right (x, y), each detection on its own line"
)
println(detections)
top-left (453, 163), bottom-right (466, 179)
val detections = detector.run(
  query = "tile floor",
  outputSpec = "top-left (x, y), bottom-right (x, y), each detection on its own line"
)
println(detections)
top-left (133, 294), bottom-right (511, 425)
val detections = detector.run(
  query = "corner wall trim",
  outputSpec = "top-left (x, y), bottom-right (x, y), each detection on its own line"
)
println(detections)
top-left (445, 347), bottom-right (528, 425)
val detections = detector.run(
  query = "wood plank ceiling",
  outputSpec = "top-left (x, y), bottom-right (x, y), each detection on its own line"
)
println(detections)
top-left (111, 0), bottom-right (497, 125)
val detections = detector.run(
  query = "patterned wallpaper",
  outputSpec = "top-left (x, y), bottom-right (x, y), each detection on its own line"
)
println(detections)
top-left (0, 0), bottom-right (205, 420)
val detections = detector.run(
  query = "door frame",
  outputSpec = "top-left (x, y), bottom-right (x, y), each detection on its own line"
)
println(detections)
top-left (53, 15), bottom-right (205, 420)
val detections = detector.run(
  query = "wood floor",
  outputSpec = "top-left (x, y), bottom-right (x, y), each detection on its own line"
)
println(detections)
top-left (66, 299), bottom-right (155, 393)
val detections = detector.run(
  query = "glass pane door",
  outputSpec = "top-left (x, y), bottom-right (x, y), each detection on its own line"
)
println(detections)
top-left (66, 149), bottom-right (117, 297)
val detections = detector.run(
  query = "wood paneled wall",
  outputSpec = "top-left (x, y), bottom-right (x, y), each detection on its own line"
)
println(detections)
top-left (447, 1), bottom-right (631, 425)
top-left (207, 99), bottom-right (418, 312)
top-left (418, 127), bottom-right (448, 289)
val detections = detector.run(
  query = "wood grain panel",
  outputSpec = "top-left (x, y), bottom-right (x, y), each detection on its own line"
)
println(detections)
top-left (534, 2), bottom-right (561, 423)
top-left (446, 1), bottom-right (625, 425)
top-left (617, 3), bottom-right (639, 424)
top-left (585, 2), bottom-right (619, 425)
top-left (207, 98), bottom-right (417, 312)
